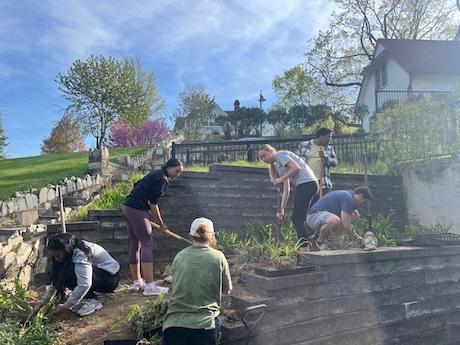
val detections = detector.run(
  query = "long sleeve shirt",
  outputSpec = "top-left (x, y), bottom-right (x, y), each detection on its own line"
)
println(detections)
top-left (295, 140), bottom-right (338, 189)
top-left (41, 241), bottom-right (120, 311)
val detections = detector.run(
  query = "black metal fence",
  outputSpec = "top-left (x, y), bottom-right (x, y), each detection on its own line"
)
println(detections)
top-left (171, 133), bottom-right (382, 166)
top-left (376, 90), bottom-right (453, 113)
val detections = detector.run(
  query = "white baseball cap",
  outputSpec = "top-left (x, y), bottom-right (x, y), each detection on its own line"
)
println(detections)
top-left (189, 217), bottom-right (215, 237)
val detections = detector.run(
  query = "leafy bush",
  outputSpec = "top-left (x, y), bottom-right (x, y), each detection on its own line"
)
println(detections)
top-left (0, 281), bottom-right (58, 345)
top-left (372, 92), bottom-right (460, 169)
top-left (115, 293), bottom-right (169, 344)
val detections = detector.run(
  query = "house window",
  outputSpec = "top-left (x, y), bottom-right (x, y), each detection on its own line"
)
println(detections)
top-left (375, 62), bottom-right (388, 90)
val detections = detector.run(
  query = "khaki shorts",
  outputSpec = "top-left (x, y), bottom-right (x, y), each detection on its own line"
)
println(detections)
top-left (306, 211), bottom-right (334, 233)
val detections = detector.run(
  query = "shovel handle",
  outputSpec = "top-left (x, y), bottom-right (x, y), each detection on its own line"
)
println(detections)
top-left (150, 221), bottom-right (193, 245)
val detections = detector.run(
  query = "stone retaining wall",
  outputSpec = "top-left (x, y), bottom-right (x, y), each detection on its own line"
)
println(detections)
top-left (51, 165), bottom-right (405, 277)
top-left (0, 174), bottom-right (103, 226)
top-left (0, 225), bottom-right (47, 289)
top-left (159, 165), bottom-right (406, 237)
top-left (222, 246), bottom-right (460, 345)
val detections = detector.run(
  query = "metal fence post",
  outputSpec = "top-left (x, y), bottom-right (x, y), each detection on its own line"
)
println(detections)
top-left (246, 144), bottom-right (253, 162)
top-left (171, 141), bottom-right (176, 158)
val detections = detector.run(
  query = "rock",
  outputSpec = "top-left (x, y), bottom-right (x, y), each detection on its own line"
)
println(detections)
top-left (2, 252), bottom-right (16, 273)
top-left (8, 232), bottom-right (23, 248)
top-left (66, 181), bottom-right (76, 194)
top-left (71, 176), bottom-right (77, 181)
top-left (1, 201), bottom-right (7, 217)
top-left (86, 174), bottom-right (93, 187)
top-left (1, 243), bottom-right (12, 256)
top-left (39, 188), bottom-right (48, 204)
top-left (47, 188), bottom-right (56, 201)
top-left (18, 198), bottom-right (27, 211)
top-left (7, 200), bottom-right (17, 214)
top-left (76, 178), bottom-right (84, 190)
top-left (16, 242), bottom-right (33, 266)
top-left (95, 175), bottom-right (102, 185)
top-left (81, 178), bottom-right (88, 189)
top-left (25, 193), bottom-right (34, 209)
top-left (18, 265), bottom-right (33, 287)
top-left (31, 194), bottom-right (39, 208)
top-left (15, 191), bottom-right (24, 198)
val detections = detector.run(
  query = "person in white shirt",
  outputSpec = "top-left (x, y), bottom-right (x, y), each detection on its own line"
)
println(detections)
top-left (31, 233), bottom-right (120, 318)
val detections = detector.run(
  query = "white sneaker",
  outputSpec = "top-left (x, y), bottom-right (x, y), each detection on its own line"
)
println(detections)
top-left (77, 298), bottom-right (103, 316)
top-left (143, 283), bottom-right (169, 296)
top-left (130, 279), bottom-right (145, 291)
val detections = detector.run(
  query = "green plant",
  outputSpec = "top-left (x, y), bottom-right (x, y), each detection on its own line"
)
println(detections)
top-left (373, 214), bottom-right (397, 247)
top-left (226, 219), bottom-right (304, 264)
top-left (115, 293), bottom-right (169, 340)
top-left (68, 172), bottom-right (145, 220)
top-left (401, 222), bottom-right (451, 239)
top-left (216, 231), bottom-right (240, 253)
top-left (0, 280), bottom-right (58, 345)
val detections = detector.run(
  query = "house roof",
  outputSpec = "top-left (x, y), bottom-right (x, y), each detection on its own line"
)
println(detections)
top-left (374, 39), bottom-right (460, 75)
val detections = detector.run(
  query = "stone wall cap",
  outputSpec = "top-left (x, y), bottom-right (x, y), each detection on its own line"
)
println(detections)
top-left (300, 246), bottom-right (460, 266)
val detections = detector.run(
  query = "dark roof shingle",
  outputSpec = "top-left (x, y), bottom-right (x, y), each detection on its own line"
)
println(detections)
top-left (376, 39), bottom-right (460, 75)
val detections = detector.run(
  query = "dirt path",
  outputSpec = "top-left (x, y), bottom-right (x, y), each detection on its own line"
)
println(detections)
top-left (56, 281), bottom-right (150, 345)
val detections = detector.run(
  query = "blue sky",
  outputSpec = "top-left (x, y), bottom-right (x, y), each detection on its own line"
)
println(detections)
top-left (0, 0), bottom-right (332, 157)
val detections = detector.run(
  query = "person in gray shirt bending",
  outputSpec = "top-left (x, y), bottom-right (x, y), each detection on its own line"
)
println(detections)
top-left (258, 144), bottom-right (318, 245)
top-left (31, 233), bottom-right (120, 318)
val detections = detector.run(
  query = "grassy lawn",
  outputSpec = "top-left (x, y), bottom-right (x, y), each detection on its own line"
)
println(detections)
top-left (185, 160), bottom-right (389, 175)
top-left (0, 147), bottom-right (146, 200)
top-left (185, 160), bottom-right (266, 173)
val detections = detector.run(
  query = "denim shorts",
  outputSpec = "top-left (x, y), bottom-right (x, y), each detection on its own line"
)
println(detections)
top-left (306, 211), bottom-right (333, 232)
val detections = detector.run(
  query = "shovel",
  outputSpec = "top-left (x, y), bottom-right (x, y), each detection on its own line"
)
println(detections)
top-left (149, 221), bottom-right (193, 245)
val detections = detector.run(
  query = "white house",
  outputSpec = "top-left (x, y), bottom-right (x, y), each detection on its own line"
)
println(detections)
top-left (357, 39), bottom-right (460, 131)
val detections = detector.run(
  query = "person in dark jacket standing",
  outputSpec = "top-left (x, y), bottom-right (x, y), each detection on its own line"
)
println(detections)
top-left (123, 158), bottom-right (183, 296)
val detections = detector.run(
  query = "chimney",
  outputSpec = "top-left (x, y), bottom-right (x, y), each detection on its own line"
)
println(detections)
top-left (234, 99), bottom-right (240, 111)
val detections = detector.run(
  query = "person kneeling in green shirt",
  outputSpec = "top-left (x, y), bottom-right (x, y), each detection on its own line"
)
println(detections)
top-left (162, 217), bottom-right (233, 345)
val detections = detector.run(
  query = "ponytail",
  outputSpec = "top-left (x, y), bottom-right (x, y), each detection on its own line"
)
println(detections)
top-left (259, 144), bottom-right (279, 182)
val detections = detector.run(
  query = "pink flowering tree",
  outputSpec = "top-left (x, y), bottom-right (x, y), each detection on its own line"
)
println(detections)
top-left (108, 119), bottom-right (171, 147)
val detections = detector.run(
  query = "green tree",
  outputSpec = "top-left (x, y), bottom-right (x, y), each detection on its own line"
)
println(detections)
top-left (173, 85), bottom-right (216, 140)
top-left (57, 55), bottom-right (164, 148)
top-left (272, 64), bottom-right (329, 109)
top-left (0, 111), bottom-right (7, 158)
top-left (41, 114), bottom-right (86, 154)
top-left (305, 0), bottom-right (458, 107)
top-left (267, 108), bottom-right (289, 137)
top-left (218, 107), bottom-right (267, 138)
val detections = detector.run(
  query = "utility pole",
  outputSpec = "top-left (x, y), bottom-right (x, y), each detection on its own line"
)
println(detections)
top-left (258, 90), bottom-right (266, 110)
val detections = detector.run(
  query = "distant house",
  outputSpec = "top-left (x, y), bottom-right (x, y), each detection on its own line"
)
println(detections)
top-left (357, 39), bottom-right (460, 131)
top-left (198, 104), bottom-right (227, 139)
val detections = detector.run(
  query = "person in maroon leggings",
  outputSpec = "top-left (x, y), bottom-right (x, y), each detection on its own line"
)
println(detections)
top-left (122, 158), bottom-right (183, 296)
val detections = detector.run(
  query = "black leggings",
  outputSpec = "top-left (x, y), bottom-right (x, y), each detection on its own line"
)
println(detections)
top-left (64, 264), bottom-right (120, 299)
top-left (293, 181), bottom-right (318, 241)
top-left (162, 327), bottom-right (217, 345)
